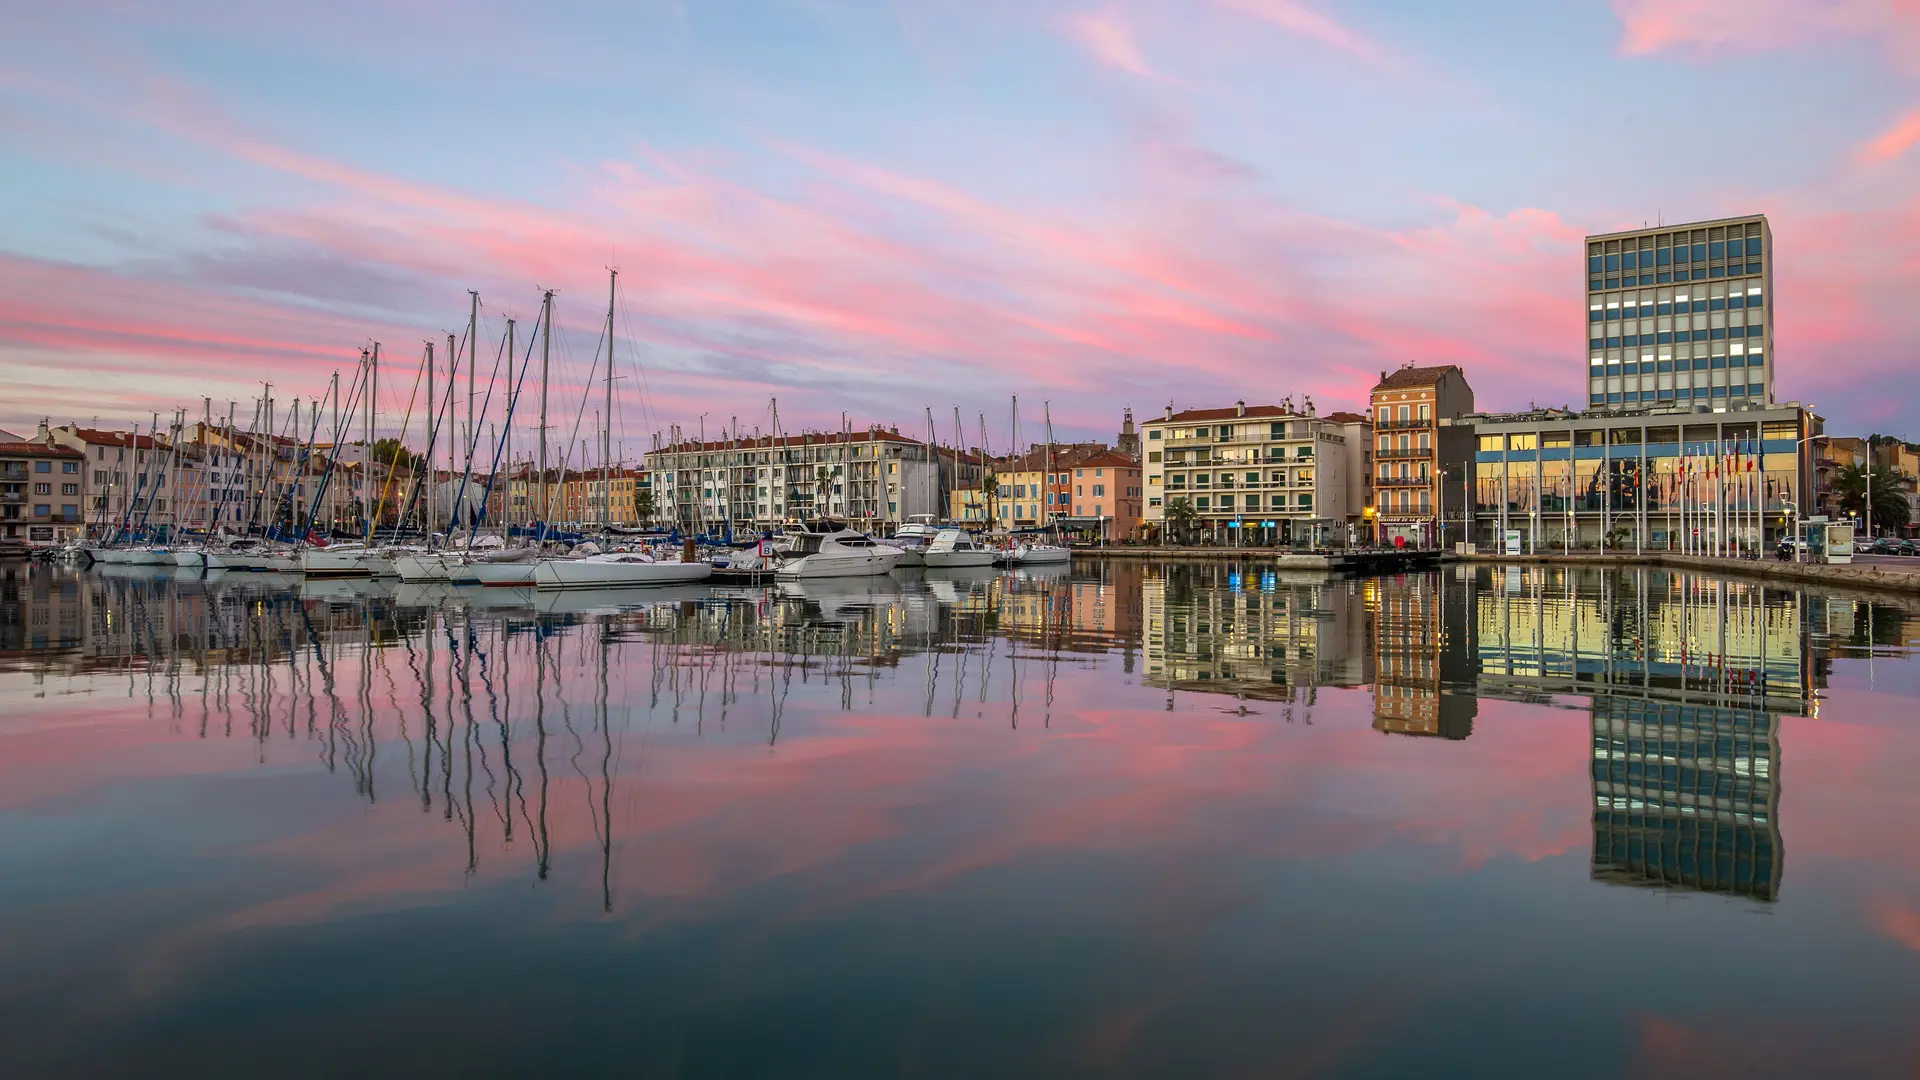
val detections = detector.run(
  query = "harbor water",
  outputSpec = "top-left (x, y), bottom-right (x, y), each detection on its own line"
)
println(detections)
top-left (2, 559), bottom-right (1917, 1077)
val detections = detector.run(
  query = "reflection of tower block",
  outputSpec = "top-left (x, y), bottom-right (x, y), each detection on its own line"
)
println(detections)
top-left (1590, 698), bottom-right (1782, 901)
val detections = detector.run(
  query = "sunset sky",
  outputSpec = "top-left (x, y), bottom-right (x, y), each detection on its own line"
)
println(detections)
top-left (2, 0), bottom-right (1916, 448)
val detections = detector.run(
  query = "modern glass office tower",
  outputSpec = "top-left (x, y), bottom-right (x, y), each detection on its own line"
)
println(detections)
top-left (1586, 215), bottom-right (1772, 408)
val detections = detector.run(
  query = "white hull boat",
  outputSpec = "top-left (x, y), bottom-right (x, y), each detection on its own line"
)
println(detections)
top-left (301, 545), bottom-right (372, 577)
top-left (922, 528), bottom-right (998, 569)
top-left (1007, 543), bottom-right (1071, 566)
top-left (463, 547), bottom-right (540, 587)
top-left (124, 547), bottom-right (166, 566)
top-left (535, 553), bottom-right (712, 590)
top-left (394, 553), bottom-right (454, 583)
top-left (775, 529), bottom-right (905, 580)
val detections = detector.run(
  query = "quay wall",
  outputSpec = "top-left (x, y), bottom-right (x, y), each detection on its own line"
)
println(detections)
top-left (1070, 546), bottom-right (1920, 601)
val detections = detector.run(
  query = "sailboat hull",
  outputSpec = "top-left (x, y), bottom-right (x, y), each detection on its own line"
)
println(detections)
top-left (535, 557), bottom-right (712, 590)
top-left (394, 554), bottom-right (453, 583)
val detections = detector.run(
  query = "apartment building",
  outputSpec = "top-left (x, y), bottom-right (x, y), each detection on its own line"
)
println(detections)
top-left (558, 469), bottom-right (649, 526)
top-left (0, 437), bottom-right (86, 546)
top-left (1585, 214), bottom-right (1773, 409)
top-left (646, 428), bottom-right (942, 534)
top-left (1141, 402), bottom-right (1370, 546)
top-left (1368, 365), bottom-right (1476, 547)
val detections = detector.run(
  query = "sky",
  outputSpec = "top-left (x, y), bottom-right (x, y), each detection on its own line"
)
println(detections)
top-left (1, 0), bottom-right (1917, 451)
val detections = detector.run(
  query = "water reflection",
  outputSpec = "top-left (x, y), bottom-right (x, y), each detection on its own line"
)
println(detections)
top-left (1, 557), bottom-right (1916, 1076)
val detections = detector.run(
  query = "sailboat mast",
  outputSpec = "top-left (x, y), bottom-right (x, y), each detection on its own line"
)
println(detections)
top-left (465, 290), bottom-right (478, 534)
top-left (505, 317), bottom-right (515, 538)
top-left (367, 343), bottom-right (379, 544)
top-left (539, 289), bottom-right (552, 538)
top-left (604, 268), bottom-right (616, 532)
top-left (425, 340), bottom-right (435, 537)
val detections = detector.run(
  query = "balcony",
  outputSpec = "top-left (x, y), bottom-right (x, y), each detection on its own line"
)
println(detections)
top-left (1376, 475), bottom-right (1432, 488)
top-left (1375, 445), bottom-right (1432, 460)
top-left (1373, 418), bottom-right (1433, 431)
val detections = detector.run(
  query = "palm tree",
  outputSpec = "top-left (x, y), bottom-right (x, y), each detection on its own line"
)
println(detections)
top-left (1166, 497), bottom-right (1199, 544)
top-left (634, 488), bottom-right (655, 523)
top-left (980, 468), bottom-right (998, 525)
top-left (1834, 463), bottom-right (1913, 532)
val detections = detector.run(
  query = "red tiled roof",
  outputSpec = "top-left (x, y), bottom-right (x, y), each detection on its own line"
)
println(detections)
top-left (62, 426), bottom-right (163, 449)
top-left (1372, 365), bottom-right (1464, 391)
top-left (0, 441), bottom-right (84, 458)
top-left (1325, 410), bottom-right (1369, 424)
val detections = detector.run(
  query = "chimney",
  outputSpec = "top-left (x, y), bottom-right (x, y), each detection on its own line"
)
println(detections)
top-left (1164, 404), bottom-right (1174, 421)
top-left (1235, 400), bottom-right (1245, 417)
top-left (1380, 370), bottom-right (1387, 383)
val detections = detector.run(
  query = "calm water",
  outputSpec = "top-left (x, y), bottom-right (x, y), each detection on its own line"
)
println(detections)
top-left (2, 560), bottom-right (1918, 1078)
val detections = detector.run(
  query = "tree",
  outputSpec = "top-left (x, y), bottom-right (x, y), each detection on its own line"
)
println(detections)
top-left (1833, 463), bottom-right (1913, 532)
top-left (1166, 497), bottom-right (1199, 544)
top-left (980, 468), bottom-right (998, 524)
top-left (634, 488), bottom-right (655, 523)
top-left (371, 438), bottom-right (418, 474)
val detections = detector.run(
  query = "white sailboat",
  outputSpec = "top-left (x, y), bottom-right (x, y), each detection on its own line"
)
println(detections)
top-left (1013, 400), bottom-right (1071, 565)
top-left (535, 549), bottom-right (712, 590)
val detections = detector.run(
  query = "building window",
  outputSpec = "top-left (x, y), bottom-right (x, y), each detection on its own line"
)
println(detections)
top-left (34, 461), bottom-right (50, 473)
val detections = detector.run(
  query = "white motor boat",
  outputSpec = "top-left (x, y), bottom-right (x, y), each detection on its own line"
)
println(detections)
top-left (774, 524), bottom-right (905, 580)
top-left (922, 527), bottom-right (997, 569)
top-left (534, 550), bottom-right (712, 590)
top-left (1006, 542), bottom-right (1071, 566)
top-left (886, 515), bottom-right (941, 568)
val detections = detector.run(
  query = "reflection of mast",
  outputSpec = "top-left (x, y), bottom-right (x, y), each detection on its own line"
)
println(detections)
top-left (599, 618), bottom-right (614, 913)
top-left (535, 627), bottom-right (551, 880)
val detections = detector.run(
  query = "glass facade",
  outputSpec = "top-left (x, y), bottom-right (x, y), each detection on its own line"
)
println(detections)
top-left (1469, 408), bottom-right (1808, 552)
top-left (1586, 217), bottom-right (1771, 408)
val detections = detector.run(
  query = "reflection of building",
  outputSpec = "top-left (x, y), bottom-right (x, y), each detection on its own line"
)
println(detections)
top-left (1142, 564), bottom-right (1368, 700)
top-left (1469, 565), bottom-right (1806, 902)
top-left (1591, 698), bottom-right (1780, 901)
top-left (1368, 574), bottom-right (1476, 739)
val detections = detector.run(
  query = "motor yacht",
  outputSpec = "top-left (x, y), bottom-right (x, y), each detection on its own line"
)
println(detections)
top-left (886, 515), bottom-right (940, 568)
top-left (773, 523), bottom-right (904, 579)
top-left (921, 527), bottom-right (997, 569)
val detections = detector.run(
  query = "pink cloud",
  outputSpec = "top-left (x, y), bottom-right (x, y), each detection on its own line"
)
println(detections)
top-left (1859, 106), bottom-right (1920, 164)
top-left (1216, 0), bottom-right (1393, 67)
top-left (1613, 0), bottom-right (1920, 67)
top-left (1064, 10), bottom-right (1177, 82)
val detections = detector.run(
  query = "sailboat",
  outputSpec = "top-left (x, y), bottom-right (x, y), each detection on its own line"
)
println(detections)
top-left (533, 269), bottom-right (710, 591)
top-left (1009, 400), bottom-right (1070, 565)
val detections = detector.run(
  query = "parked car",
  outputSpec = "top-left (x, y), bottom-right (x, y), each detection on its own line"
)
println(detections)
top-left (1856, 538), bottom-right (1877, 554)
top-left (1898, 539), bottom-right (1918, 557)
top-left (1871, 537), bottom-right (1897, 555)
